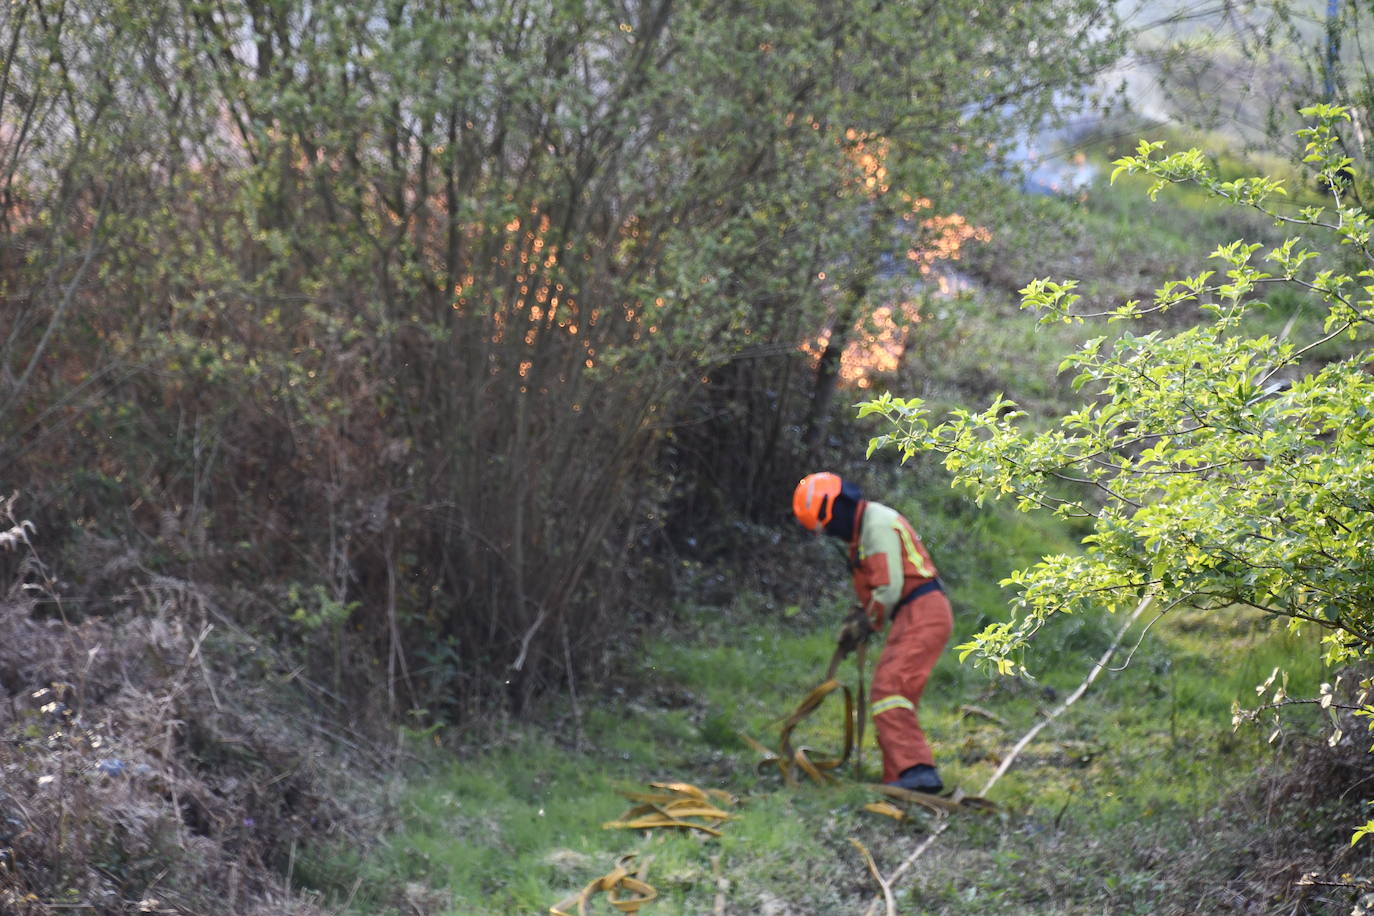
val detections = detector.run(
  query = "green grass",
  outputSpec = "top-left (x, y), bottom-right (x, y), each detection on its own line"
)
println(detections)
top-left (308, 609), bottom-right (1328, 914)
top-left (960, 114), bottom-right (1354, 371)
top-left (298, 482), bottom-right (1333, 914)
top-left (302, 429), bottom-right (1340, 913)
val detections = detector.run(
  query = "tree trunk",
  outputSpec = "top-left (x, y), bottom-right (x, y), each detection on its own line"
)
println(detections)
top-left (803, 206), bottom-right (891, 452)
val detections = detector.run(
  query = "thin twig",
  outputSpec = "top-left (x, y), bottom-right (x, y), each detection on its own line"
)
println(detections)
top-left (189, 624), bottom-right (222, 711)
top-left (511, 607), bottom-right (548, 672)
top-left (851, 838), bottom-right (896, 916)
top-left (978, 595), bottom-right (1153, 796)
top-left (560, 613), bottom-right (587, 750)
top-left (334, 876), bottom-right (365, 915)
top-left (711, 854), bottom-right (727, 916)
top-left (1108, 594), bottom-right (1188, 671)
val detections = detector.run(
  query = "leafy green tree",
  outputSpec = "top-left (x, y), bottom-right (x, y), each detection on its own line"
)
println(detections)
top-left (870, 104), bottom-right (1374, 849)
top-left (864, 104), bottom-right (1374, 704)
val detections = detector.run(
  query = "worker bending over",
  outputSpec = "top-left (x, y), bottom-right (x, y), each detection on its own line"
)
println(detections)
top-left (792, 472), bottom-right (952, 793)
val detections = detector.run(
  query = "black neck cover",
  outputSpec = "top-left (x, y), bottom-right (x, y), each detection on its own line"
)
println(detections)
top-left (823, 493), bottom-right (858, 541)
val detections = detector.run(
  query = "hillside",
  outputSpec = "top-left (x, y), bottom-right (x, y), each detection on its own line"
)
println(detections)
top-left (5, 1), bottom-right (1374, 913)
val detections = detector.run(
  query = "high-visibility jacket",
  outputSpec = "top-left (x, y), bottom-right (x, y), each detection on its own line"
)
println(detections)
top-left (847, 500), bottom-right (938, 630)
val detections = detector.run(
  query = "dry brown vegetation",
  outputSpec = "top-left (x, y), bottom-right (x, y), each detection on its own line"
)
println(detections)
top-left (0, 511), bottom-right (387, 914)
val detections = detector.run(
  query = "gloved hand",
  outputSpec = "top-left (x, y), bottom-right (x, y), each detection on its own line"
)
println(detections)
top-left (836, 608), bottom-right (872, 655)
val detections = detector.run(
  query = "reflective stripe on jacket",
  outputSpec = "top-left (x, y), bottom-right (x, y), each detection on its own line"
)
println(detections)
top-left (848, 500), bottom-right (937, 630)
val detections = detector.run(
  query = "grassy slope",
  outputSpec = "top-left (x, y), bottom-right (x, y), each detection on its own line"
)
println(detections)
top-left (297, 131), bottom-right (1371, 914)
top-left (298, 495), bottom-right (1328, 915)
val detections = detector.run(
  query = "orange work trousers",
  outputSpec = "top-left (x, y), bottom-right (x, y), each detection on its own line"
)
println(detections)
top-left (870, 589), bottom-right (953, 783)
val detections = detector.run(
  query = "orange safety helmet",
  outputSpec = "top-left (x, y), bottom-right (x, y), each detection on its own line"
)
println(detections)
top-left (792, 472), bottom-right (843, 531)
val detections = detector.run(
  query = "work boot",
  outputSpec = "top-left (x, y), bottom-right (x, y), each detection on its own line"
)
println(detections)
top-left (888, 764), bottom-right (943, 794)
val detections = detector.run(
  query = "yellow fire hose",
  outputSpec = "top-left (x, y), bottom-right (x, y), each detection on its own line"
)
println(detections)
top-left (549, 783), bottom-right (737, 914)
top-left (741, 639), bottom-right (867, 786)
top-left (601, 782), bottom-right (736, 837)
top-left (549, 854), bottom-right (656, 916)
top-left (743, 636), bottom-right (994, 815)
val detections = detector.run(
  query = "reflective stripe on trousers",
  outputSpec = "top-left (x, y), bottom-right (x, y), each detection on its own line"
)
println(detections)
top-left (869, 589), bottom-right (953, 782)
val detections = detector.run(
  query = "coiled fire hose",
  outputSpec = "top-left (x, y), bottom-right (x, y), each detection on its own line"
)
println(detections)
top-left (550, 783), bottom-right (737, 914)
top-left (549, 853), bottom-right (655, 916)
top-left (741, 637), bottom-right (868, 786)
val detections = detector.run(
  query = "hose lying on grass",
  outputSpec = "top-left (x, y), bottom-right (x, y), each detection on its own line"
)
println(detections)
top-left (549, 853), bottom-right (655, 916)
top-left (549, 782), bottom-right (735, 915)
top-left (601, 782), bottom-right (736, 837)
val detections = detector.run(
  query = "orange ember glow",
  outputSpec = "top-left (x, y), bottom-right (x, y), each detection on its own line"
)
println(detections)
top-left (799, 299), bottom-right (924, 390)
top-left (906, 213), bottom-right (991, 275)
top-left (802, 207), bottom-right (989, 388)
top-left (844, 129), bottom-right (891, 198)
